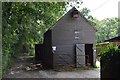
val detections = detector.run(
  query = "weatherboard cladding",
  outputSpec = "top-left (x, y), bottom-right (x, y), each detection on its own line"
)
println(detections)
top-left (43, 30), bottom-right (53, 68)
top-left (52, 7), bottom-right (96, 44)
top-left (43, 7), bottom-right (96, 68)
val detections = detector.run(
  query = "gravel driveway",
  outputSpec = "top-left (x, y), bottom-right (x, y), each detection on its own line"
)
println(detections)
top-left (3, 55), bottom-right (100, 79)
top-left (3, 69), bottom-right (100, 78)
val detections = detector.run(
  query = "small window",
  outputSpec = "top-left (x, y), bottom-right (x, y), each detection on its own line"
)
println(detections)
top-left (75, 36), bottom-right (79, 39)
top-left (74, 30), bottom-right (80, 40)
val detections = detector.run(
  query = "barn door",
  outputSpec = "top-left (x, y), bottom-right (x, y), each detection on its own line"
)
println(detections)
top-left (85, 44), bottom-right (94, 66)
top-left (76, 44), bottom-right (85, 67)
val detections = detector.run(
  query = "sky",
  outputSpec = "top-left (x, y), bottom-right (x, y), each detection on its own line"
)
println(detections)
top-left (73, 0), bottom-right (120, 20)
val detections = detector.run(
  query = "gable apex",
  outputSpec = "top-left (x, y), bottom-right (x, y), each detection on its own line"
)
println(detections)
top-left (71, 7), bottom-right (97, 31)
top-left (71, 7), bottom-right (78, 11)
top-left (48, 7), bottom-right (96, 32)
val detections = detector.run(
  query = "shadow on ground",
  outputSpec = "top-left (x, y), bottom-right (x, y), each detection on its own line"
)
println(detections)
top-left (3, 54), bottom-right (100, 78)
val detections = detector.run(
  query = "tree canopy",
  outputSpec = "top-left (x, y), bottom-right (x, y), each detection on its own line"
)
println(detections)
top-left (94, 18), bottom-right (119, 43)
top-left (2, 2), bottom-right (66, 75)
top-left (80, 7), bottom-right (119, 43)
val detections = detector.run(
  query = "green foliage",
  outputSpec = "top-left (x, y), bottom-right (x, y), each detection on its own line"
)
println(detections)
top-left (95, 18), bottom-right (119, 43)
top-left (100, 44), bottom-right (120, 78)
top-left (98, 44), bottom-right (120, 58)
top-left (2, 55), bottom-right (15, 75)
top-left (118, 19), bottom-right (120, 36)
top-left (80, 7), bottom-right (119, 43)
top-left (80, 8), bottom-right (94, 21)
top-left (2, 2), bottom-right (65, 76)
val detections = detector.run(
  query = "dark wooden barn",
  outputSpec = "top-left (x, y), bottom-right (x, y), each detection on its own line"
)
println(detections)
top-left (35, 7), bottom-right (96, 68)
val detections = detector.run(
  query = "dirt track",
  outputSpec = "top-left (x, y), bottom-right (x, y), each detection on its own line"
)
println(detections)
top-left (3, 55), bottom-right (100, 78)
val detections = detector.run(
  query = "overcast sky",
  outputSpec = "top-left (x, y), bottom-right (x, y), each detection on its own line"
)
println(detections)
top-left (78, 0), bottom-right (119, 20)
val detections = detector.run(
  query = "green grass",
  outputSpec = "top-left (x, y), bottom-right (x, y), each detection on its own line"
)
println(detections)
top-left (18, 56), bottom-right (34, 59)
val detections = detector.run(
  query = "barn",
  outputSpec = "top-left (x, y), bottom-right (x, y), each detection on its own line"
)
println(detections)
top-left (35, 7), bottom-right (96, 68)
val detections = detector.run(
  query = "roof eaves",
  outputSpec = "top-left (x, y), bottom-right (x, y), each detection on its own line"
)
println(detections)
top-left (47, 7), bottom-right (97, 32)
top-left (48, 7), bottom-right (75, 30)
top-left (78, 12), bottom-right (97, 32)
top-left (104, 35), bottom-right (120, 42)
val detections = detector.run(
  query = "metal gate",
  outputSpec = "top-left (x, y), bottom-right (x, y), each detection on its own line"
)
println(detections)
top-left (76, 44), bottom-right (86, 67)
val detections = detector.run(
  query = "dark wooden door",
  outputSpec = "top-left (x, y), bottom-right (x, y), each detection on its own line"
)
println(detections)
top-left (75, 44), bottom-right (85, 67)
top-left (85, 44), bottom-right (93, 66)
top-left (35, 44), bottom-right (44, 61)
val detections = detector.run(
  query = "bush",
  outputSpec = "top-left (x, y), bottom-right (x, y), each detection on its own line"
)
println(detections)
top-left (99, 44), bottom-right (120, 78)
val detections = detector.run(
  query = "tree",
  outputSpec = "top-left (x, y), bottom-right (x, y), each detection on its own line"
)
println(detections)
top-left (94, 18), bottom-right (118, 43)
top-left (2, 2), bottom-right (66, 75)
top-left (80, 8), bottom-right (94, 21)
